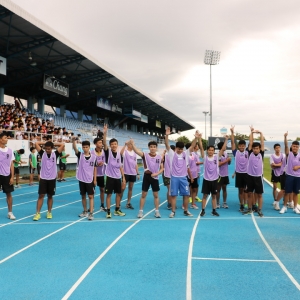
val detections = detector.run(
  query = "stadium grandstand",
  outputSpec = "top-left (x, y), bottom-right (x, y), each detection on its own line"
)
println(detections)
top-left (0, 4), bottom-right (194, 155)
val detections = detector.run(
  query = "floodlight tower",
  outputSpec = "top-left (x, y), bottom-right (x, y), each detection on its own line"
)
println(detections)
top-left (204, 50), bottom-right (221, 138)
top-left (203, 111), bottom-right (209, 140)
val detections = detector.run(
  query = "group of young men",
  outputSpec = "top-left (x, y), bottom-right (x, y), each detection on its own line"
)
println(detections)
top-left (1, 124), bottom-right (300, 221)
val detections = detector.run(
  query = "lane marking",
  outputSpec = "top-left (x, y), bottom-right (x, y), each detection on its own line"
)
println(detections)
top-left (251, 213), bottom-right (300, 291)
top-left (192, 257), bottom-right (276, 262)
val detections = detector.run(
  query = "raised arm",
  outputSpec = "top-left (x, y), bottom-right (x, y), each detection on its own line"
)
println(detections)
top-left (259, 131), bottom-right (264, 151)
top-left (35, 141), bottom-right (44, 152)
top-left (103, 124), bottom-right (108, 151)
top-left (230, 125), bottom-right (236, 151)
top-left (129, 139), bottom-right (144, 157)
top-left (284, 132), bottom-right (289, 156)
top-left (248, 126), bottom-right (254, 151)
top-left (198, 133), bottom-right (204, 158)
top-left (55, 142), bottom-right (65, 154)
top-left (120, 143), bottom-right (127, 156)
top-left (165, 127), bottom-right (171, 151)
top-left (188, 130), bottom-right (201, 153)
top-left (219, 135), bottom-right (229, 157)
top-left (72, 137), bottom-right (79, 155)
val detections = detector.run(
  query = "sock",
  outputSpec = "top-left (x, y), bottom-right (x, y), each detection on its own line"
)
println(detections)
top-left (155, 209), bottom-right (159, 212)
top-left (201, 208), bottom-right (205, 212)
top-left (184, 210), bottom-right (187, 214)
top-left (101, 203), bottom-right (104, 207)
top-left (107, 209), bottom-right (110, 213)
top-left (115, 207), bottom-right (119, 211)
top-left (212, 208), bottom-right (216, 212)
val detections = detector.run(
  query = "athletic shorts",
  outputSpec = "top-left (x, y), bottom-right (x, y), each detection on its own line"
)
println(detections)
top-left (29, 167), bottom-right (36, 174)
top-left (162, 174), bottom-right (170, 186)
top-left (105, 176), bottom-right (121, 194)
top-left (280, 172), bottom-right (286, 191)
top-left (201, 178), bottom-right (218, 195)
top-left (79, 181), bottom-right (95, 195)
top-left (218, 176), bottom-right (230, 186)
top-left (59, 162), bottom-right (66, 171)
top-left (246, 174), bottom-right (264, 194)
top-left (142, 173), bottom-right (160, 192)
top-left (285, 174), bottom-right (300, 194)
top-left (96, 176), bottom-right (105, 188)
top-left (0, 175), bottom-right (14, 194)
top-left (14, 167), bottom-right (19, 175)
top-left (125, 174), bottom-right (136, 183)
top-left (188, 177), bottom-right (199, 189)
top-left (38, 178), bottom-right (56, 196)
top-left (37, 164), bottom-right (41, 175)
top-left (271, 170), bottom-right (280, 183)
top-left (170, 176), bottom-right (189, 196)
top-left (235, 172), bottom-right (247, 189)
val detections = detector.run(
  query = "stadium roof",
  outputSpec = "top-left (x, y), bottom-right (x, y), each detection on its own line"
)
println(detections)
top-left (0, 4), bottom-right (194, 133)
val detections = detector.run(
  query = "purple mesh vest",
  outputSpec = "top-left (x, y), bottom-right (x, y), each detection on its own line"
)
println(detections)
top-left (163, 153), bottom-right (171, 178)
top-left (219, 152), bottom-right (229, 177)
top-left (271, 153), bottom-right (284, 177)
top-left (280, 154), bottom-right (286, 175)
top-left (123, 150), bottom-right (137, 175)
top-left (170, 150), bottom-right (188, 177)
top-left (286, 152), bottom-right (300, 177)
top-left (144, 152), bottom-right (161, 179)
top-left (234, 150), bottom-right (248, 173)
top-left (203, 154), bottom-right (219, 181)
top-left (0, 148), bottom-right (13, 176)
top-left (247, 152), bottom-right (263, 176)
top-left (76, 152), bottom-right (96, 183)
top-left (40, 151), bottom-right (57, 180)
top-left (188, 152), bottom-right (198, 179)
top-left (195, 152), bottom-right (201, 174)
top-left (105, 150), bottom-right (122, 179)
top-left (92, 149), bottom-right (106, 177)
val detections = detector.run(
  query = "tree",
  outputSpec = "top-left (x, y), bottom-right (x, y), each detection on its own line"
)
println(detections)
top-left (176, 136), bottom-right (191, 144)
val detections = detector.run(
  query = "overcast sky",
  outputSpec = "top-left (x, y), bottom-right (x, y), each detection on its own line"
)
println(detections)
top-left (6, 0), bottom-right (300, 140)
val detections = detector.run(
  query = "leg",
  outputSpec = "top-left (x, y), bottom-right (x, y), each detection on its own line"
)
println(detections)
top-left (293, 192), bottom-right (298, 207)
top-left (16, 173), bottom-right (20, 186)
top-left (127, 182), bottom-right (134, 203)
top-left (139, 191), bottom-right (148, 210)
top-left (100, 187), bottom-right (105, 206)
top-left (202, 194), bottom-right (208, 209)
top-left (36, 194), bottom-right (45, 213)
top-left (81, 194), bottom-right (87, 211)
top-left (153, 191), bottom-right (160, 210)
top-left (170, 195), bottom-right (177, 212)
top-left (211, 194), bottom-right (217, 209)
top-left (115, 192), bottom-right (121, 208)
top-left (183, 195), bottom-right (189, 210)
top-left (106, 194), bottom-right (111, 210)
top-left (272, 182), bottom-right (277, 201)
top-left (47, 194), bottom-right (53, 212)
top-left (257, 193), bottom-right (263, 210)
top-left (88, 194), bottom-right (94, 213)
top-left (6, 192), bottom-right (13, 212)
top-left (222, 185), bottom-right (227, 203)
top-left (238, 188), bottom-right (245, 205)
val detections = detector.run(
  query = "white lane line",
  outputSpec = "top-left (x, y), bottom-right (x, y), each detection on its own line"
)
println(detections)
top-left (251, 213), bottom-right (300, 291)
top-left (61, 199), bottom-right (167, 300)
top-left (186, 195), bottom-right (211, 300)
top-left (192, 257), bottom-right (276, 262)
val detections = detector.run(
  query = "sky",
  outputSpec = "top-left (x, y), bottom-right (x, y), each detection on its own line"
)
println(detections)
top-left (4, 0), bottom-right (300, 141)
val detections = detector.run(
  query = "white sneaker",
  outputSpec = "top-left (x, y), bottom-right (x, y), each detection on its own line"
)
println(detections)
top-left (272, 201), bottom-right (276, 207)
top-left (154, 210), bottom-right (161, 218)
top-left (7, 212), bottom-right (16, 220)
top-left (137, 210), bottom-right (143, 218)
top-left (279, 206), bottom-right (287, 214)
top-left (181, 206), bottom-right (185, 210)
top-left (287, 202), bottom-right (294, 208)
top-left (14, 185), bottom-right (20, 188)
top-left (293, 207), bottom-right (300, 214)
top-left (274, 201), bottom-right (280, 211)
top-left (190, 204), bottom-right (199, 210)
top-left (169, 211), bottom-right (175, 218)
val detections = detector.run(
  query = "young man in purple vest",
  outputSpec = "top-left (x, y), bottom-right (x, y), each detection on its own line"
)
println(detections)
top-left (216, 141), bottom-right (231, 209)
top-left (129, 139), bottom-right (163, 218)
top-left (103, 125), bottom-right (126, 218)
top-left (243, 128), bottom-right (265, 217)
top-left (73, 139), bottom-right (97, 221)
top-left (92, 138), bottom-right (106, 212)
top-left (282, 132), bottom-right (300, 214)
top-left (270, 143), bottom-right (286, 211)
top-left (33, 141), bottom-right (65, 221)
top-left (120, 141), bottom-right (140, 209)
top-left (200, 136), bottom-right (228, 217)
top-left (0, 132), bottom-right (15, 220)
top-left (165, 127), bottom-right (201, 218)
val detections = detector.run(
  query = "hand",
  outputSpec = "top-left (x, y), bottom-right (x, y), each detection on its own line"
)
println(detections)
top-left (129, 139), bottom-right (134, 145)
top-left (230, 125), bottom-right (235, 133)
top-left (224, 135), bottom-right (229, 139)
top-left (191, 178), bottom-right (194, 183)
top-left (98, 161), bottom-right (104, 167)
top-left (137, 174), bottom-right (140, 180)
top-left (103, 124), bottom-right (108, 134)
top-left (151, 173), bottom-right (157, 178)
top-left (122, 179), bottom-right (126, 189)
top-left (249, 125), bottom-right (254, 132)
top-left (228, 157), bottom-right (231, 162)
top-left (165, 127), bottom-right (171, 135)
top-left (9, 177), bottom-right (13, 185)
top-left (66, 154), bottom-right (70, 157)
top-left (93, 180), bottom-right (97, 187)
top-left (293, 166), bottom-right (299, 171)
top-left (284, 131), bottom-right (288, 138)
top-left (194, 131), bottom-right (201, 138)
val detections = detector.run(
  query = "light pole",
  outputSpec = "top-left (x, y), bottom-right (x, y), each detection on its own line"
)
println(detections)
top-left (204, 50), bottom-right (221, 138)
top-left (203, 111), bottom-right (209, 140)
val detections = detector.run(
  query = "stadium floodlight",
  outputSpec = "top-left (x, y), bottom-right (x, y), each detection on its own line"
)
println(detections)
top-left (202, 111), bottom-right (209, 140)
top-left (204, 50), bottom-right (221, 138)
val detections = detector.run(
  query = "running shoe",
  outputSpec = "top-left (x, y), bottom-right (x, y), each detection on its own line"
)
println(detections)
top-left (137, 210), bottom-right (143, 218)
top-left (200, 210), bottom-right (205, 217)
top-left (181, 205), bottom-right (185, 210)
top-left (293, 207), bottom-right (300, 214)
top-left (287, 202), bottom-right (294, 209)
top-left (211, 210), bottom-right (219, 217)
top-left (252, 205), bottom-right (258, 213)
top-left (167, 203), bottom-right (172, 210)
top-left (244, 204), bottom-right (248, 210)
top-left (62, 179), bottom-right (66, 181)
top-left (169, 211), bottom-right (175, 218)
top-left (100, 206), bottom-right (107, 212)
top-left (126, 203), bottom-right (134, 209)
top-left (189, 197), bottom-right (192, 203)
top-left (239, 205), bottom-right (244, 212)
top-left (279, 206), bottom-right (287, 214)
top-left (216, 204), bottom-right (220, 209)
top-left (184, 211), bottom-right (193, 217)
top-left (7, 212), bottom-right (16, 220)
top-left (154, 211), bottom-right (161, 218)
top-left (46, 212), bottom-right (52, 219)
top-left (114, 210), bottom-right (126, 216)
top-left (88, 213), bottom-right (94, 220)
top-left (106, 212), bottom-right (112, 218)
top-left (274, 201), bottom-right (280, 211)
top-left (79, 211), bottom-right (88, 218)
top-left (257, 210), bottom-right (264, 217)
top-left (195, 196), bottom-right (202, 202)
top-left (222, 203), bottom-right (229, 209)
top-left (242, 209), bottom-right (252, 215)
top-left (57, 179), bottom-right (61, 182)
top-left (190, 204), bottom-right (199, 210)
top-left (33, 213), bottom-right (41, 221)
top-left (14, 185), bottom-right (20, 188)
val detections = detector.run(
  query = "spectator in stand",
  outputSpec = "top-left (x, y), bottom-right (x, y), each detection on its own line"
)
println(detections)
top-left (92, 126), bottom-right (98, 137)
top-left (77, 134), bottom-right (82, 144)
top-left (62, 132), bottom-right (70, 143)
top-left (97, 129), bottom-right (103, 139)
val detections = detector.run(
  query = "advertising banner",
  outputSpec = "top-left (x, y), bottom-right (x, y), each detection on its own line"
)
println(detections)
top-left (43, 74), bottom-right (69, 97)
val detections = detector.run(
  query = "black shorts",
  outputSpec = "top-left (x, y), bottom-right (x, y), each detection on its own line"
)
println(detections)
top-left (188, 177), bottom-right (199, 188)
top-left (59, 162), bottom-right (66, 171)
top-left (79, 181), bottom-right (95, 195)
top-left (105, 176), bottom-right (121, 194)
top-left (96, 176), bottom-right (105, 188)
top-left (142, 173), bottom-right (160, 192)
top-left (38, 178), bottom-right (56, 196)
top-left (162, 174), bottom-right (170, 186)
top-left (246, 174), bottom-right (264, 194)
top-left (271, 170), bottom-right (280, 183)
top-left (280, 172), bottom-right (286, 190)
top-left (0, 174), bottom-right (14, 194)
top-left (37, 164), bottom-right (41, 175)
top-left (125, 174), bottom-right (136, 183)
top-left (235, 172), bottom-right (247, 189)
top-left (14, 167), bottom-right (19, 175)
top-left (29, 167), bottom-right (36, 174)
top-left (218, 176), bottom-right (230, 186)
top-left (201, 178), bottom-right (218, 195)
